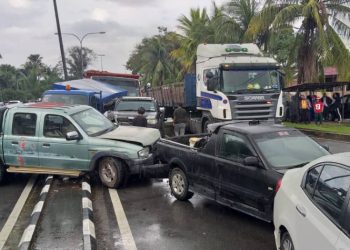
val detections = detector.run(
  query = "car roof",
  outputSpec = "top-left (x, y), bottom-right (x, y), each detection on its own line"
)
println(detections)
top-left (8, 103), bottom-right (91, 115)
top-left (121, 96), bottom-right (154, 101)
top-left (210, 121), bottom-right (297, 135)
top-left (307, 152), bottom-right (350, 168)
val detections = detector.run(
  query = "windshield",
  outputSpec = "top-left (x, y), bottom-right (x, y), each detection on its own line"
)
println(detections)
top-left (115, 100), bottom-right (156, 112)
top-left (254, 130), bottom-right (329, 169)
top-left (72, 108), bottom-right (115, 136)
top-left (43, 94), bottom-right (89, 105)
top-left (221, 69), bottom-right (281, 94)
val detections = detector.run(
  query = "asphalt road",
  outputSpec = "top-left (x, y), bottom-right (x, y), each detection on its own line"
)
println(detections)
top-left (0, 138), bottom-right (349, 249)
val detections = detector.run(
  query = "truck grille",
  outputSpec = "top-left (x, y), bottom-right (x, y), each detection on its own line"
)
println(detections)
top-left (230, 100), bottom-right (277, 120)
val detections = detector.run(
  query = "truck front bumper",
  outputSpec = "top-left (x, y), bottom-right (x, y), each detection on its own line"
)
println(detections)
top-left (126, 154), bottom-right (169, 178)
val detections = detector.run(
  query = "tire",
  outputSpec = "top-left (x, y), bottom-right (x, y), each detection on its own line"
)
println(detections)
top-left (280, 231), bottom-right (294, 250)
top-left (169, 167), bottom-right (193, 201)
top-left (203, 120), bottom-right (210, 133)
top-left (98, 157), bottom-right (125, 188)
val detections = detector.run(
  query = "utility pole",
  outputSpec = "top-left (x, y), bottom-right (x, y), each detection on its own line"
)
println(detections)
top-left (97, 54), bottom-right (105, 71)
top-left (53, 0), bottom-right (68, 80)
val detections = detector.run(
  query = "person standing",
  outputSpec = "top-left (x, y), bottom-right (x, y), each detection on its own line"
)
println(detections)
top-left (132, 107), bottom-right (148, 127)
top-left (313, 97), bottom-right (324, 125)
top-left (300, 95), bottom-right (308, 123)
top-left (321, 93), bottom-right (332, 120)
top-left (173, 104), bottom-right (187, 136)
top-left (331, 93), bottom-right (342, 123)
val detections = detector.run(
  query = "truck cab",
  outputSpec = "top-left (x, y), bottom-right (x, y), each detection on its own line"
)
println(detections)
top-left (196, 44), bottom-right (284, 124)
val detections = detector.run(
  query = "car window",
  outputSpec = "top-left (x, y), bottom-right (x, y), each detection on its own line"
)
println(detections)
top-left (313, 165), bottom-right (350, 223)
top-left (44, 115), bottom-right (77, 138)
top-left (219, 133), bottom-right (254, 161)
top-left (305, 165), bottom-right (323, 196)
top-left (12, 113), bottom-right (37, 136)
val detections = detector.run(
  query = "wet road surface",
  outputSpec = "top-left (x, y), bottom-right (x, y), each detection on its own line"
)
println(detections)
top-left (118, 178), bottom-right (275, 250)
top-left (31, 177), bottom-right (83, 250)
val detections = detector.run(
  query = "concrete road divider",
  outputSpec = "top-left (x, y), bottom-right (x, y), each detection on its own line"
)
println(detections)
top-left (82, 177), bottom-right (96, 250)
top-left (18, 175), bottom-right (53, 250)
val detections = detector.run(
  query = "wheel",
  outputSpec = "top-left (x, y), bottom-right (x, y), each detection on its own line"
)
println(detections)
top-left (202, 120), bottom-right (210, 133)
top-left (280, 231), bottom-right (294, 250)
top-left (169, 168), bottom-right (193, 201)
top-left (98, 157), bottom-right (125, 188)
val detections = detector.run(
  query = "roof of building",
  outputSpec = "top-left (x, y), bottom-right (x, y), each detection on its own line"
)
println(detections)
top-left (324, 67), bottom-right (337, 76)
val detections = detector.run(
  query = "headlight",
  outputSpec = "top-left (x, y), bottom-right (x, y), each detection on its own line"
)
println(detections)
top-left (138, 147), bottom-right (149, 159)
top-left (147, 118), bottom-right (157, 125)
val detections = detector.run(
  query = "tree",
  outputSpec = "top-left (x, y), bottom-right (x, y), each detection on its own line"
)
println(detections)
top-left (247, 0), bottom-right (350, 83)
top-left (66, 46), bottom-right (96, 79)
top-left (126, 30), bottom-right (181, 86)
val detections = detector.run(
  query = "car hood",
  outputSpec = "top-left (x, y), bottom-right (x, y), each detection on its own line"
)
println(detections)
top-left (97, 126), bottom-right (160, 146)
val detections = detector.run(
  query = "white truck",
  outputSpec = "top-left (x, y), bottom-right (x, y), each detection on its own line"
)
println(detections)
top-left (146, 43), bottom-right (285, 133)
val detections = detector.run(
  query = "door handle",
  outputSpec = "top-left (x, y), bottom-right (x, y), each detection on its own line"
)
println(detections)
top-left (42, 143), bottom-right (50, 148)
top-left (296, 204), bottom-right (306, 217)
top-left (11, 141), bottom-right (18, 145)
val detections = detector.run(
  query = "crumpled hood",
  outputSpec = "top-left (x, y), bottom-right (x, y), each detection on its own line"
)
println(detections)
top-left (97, 126), bottom-right (160, 146)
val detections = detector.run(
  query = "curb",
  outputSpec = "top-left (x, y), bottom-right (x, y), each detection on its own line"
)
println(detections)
top-left (18, 175), bottom-right (53, 250)
top-left (299, 129), bottom-right (350, 142)
top-left (82, 177), bottom-right (96, 250)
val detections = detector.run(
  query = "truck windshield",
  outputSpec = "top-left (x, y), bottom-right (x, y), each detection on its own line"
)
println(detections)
top-left (72, 108), bottom-right (115, 136)
top-left (43, 94), bottom-right (89, 105)
top-left (115, 100), bottom-right (156, 112)
top-left (93, 77), bottom-right (139, 96)
top-left (253, 130), bottom-right (329, 169)
top-left (221, 69), bottom-right (281, 94)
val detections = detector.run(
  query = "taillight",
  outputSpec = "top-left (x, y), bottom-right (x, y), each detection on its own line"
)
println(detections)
top-left (275, 179), bottom-right (282, 193)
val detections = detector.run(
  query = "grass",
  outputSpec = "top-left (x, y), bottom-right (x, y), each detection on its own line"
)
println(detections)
top-left (283, 121), bottom-right (350, 135)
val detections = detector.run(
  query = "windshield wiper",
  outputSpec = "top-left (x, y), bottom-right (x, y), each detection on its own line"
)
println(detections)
top-left (286, 162), bottom-right (309, 169)
top-left (90, 125), bottom-right (116, 137)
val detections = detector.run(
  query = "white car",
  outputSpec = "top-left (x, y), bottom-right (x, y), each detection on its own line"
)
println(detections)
top-left (274, 153), bottom-right (350, 250)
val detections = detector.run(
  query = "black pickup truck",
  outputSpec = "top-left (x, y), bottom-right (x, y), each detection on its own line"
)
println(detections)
top-left (156, 121), bottom-right (330, 222)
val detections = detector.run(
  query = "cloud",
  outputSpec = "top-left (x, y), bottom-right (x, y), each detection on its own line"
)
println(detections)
top-left (100, 0), bottom-right (159, 7)
top-left (8, 0), bottom-right (30, 8)
top-left (92, 8), bottom-right (110, 22)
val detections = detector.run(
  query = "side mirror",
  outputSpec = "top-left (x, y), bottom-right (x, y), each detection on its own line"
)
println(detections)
top-left (66, 131), bottom-right (80, 141)
top-left (159, 107), bottom-right (165, 113)
top-left (207, 78), bottom-right (218, 92)
top-left (321, 144), bottom-right (330, 152)
top-left (243, 156), bottom-right (260, 167)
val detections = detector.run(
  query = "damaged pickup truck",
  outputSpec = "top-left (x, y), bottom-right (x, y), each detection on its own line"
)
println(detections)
top-left (0, 103), bottom-right (161, 188)
top-left (156, 121), bottom-right (330, 222)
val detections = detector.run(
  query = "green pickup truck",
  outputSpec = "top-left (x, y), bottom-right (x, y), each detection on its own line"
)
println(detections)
top-left (0, 103), bottom-right (161, 188)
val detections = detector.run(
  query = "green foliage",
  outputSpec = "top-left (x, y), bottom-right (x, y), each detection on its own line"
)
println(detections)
top-left (126, 30), bottom-right (182, 86)
top-left (0, 54), bottom-right (62, 102)
top-left (66, 46), bottom-right (96, 79)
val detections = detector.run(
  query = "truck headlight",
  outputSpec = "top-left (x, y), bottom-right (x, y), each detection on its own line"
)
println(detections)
top-left (138, 147), bottom-right (149, 159)
top-left (147, 118), bottom-right (157, 125)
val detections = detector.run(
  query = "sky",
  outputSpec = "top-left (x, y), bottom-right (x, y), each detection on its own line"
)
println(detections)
top-left (0, 0), bottom-right (227, 73)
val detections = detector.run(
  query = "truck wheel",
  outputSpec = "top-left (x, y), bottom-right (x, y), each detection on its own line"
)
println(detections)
top-left (169, 168), bottom-right (193, 201)
top-left (203, 120), bottom-right (210, 133)
top-left (98, 157), bottom-right (125, 188)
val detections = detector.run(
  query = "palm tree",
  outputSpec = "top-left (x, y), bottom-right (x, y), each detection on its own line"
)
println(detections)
top-left (247, 0), bottom-right (350, 84)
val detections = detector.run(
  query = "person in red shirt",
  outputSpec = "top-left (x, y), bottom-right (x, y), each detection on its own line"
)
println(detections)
top-left (313, 97), bottom-right (324, 125)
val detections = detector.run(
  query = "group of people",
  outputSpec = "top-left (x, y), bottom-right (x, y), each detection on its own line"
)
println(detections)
top-left (289, 92), bottom-right (342, 125)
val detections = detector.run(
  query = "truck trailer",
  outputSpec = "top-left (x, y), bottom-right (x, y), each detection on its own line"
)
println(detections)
top-left (145, 43), bottom-right (285, 133)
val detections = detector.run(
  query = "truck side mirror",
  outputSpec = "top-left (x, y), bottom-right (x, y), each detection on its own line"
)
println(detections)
top-left (207, 78), bottom-right (218, 92)
top-left (243, 156), bottom-right (260, 167)
top-left (66, 131), bottom-right (80, 141)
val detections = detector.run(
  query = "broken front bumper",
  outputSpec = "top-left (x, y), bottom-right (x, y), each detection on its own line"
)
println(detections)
top-left (126, 154), bottom-right (169, 178)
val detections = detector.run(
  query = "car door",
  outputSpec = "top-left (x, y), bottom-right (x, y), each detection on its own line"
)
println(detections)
top-left (189, 135), bottom-right (219, 199)
top-left (216, 131), bottom-right (269, 215)
top-left (38, 113), bottom-right (89, 170)
top-left (295, 164), bottom-right (350, 250)
top-left (3, 111), bottom-right (40, 167)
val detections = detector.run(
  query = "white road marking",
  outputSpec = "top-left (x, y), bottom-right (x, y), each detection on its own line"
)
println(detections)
top-left (18, 224), bottom-right (35, 247)
top-left (31, 201), bottom-right (44, 215)
top-left (40, 184), bottom-right (50, 196)
top-left (0, 175), bottom-right (37, 249)
top-left (109, 189), bottom-right (137, 250)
